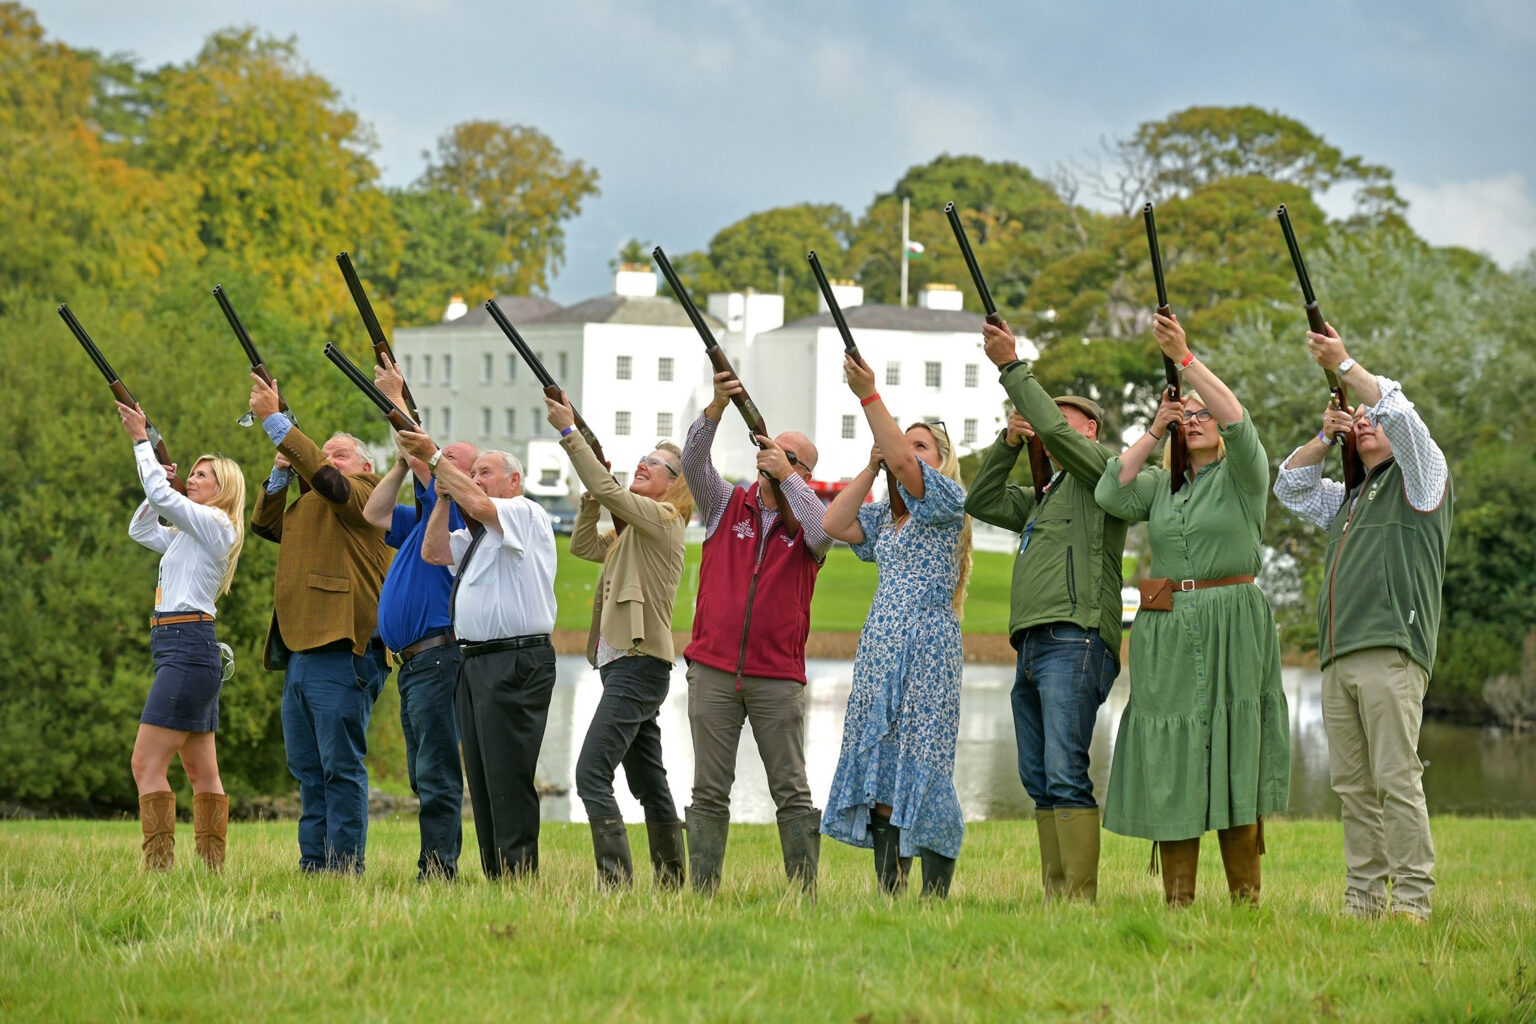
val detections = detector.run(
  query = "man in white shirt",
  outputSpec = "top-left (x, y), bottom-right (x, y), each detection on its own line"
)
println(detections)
top-left (401, 432), bottom-right (560, 879)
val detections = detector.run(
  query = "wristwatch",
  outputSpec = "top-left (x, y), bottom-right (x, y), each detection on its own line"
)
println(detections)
top-left (1335, 358), bottom-right (1355, 374)
top-left (427, 450), bottom-right (442, 474)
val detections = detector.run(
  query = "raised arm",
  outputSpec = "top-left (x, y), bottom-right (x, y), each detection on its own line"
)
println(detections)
top-left (364, 453), bottom-right (412, 530)
top-left (1155, 314), bottom-right (1241, 425)
top-left (683, 375), bottom-right (741, 536)
top-left (843, 355), bottom-right (926, 498)
top-left (1116, 395), bottom-right (1183, 486)
top-left (547, 394), bottom-right (678, 538)
top-left (569, 492), bottom-right (613, 562)
top-left (823, 448), bottom-right (880, 545)
top-left (420, 489), bottom-right (455, 566)
top-left (964, 417), bottom-right (1035, 532)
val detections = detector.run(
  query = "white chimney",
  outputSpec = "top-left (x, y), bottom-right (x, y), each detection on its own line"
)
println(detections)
top-left (614, 263), bottom-right (658, 297)
top-left (817, 280), bottom-right (863, 313)
top-left (443, 295), bottom-right (468, 322)
top-left (708, 289), bottom-right (784, 340)
top-left (917, 283), bottom-right (963, 311)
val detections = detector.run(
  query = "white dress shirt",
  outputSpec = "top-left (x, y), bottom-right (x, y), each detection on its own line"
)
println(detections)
top-left (127, 442), bottom-right (239, 615)
top-left (447, 495), bottom-right (559, 642)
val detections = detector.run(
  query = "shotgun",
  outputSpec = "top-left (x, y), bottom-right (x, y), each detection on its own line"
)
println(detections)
top-left (944, 202), bottom-right (1050, 500)
top-left (213, 284), bottom-right (309, 493)
top-left (58, 303), bottom-right (184, 494)
top-left (1276, 204), bottom-right (1364, 492)
top-left (335, 251), bottom-right (420, 422)
top-left (323, 344), bottom-right (417, 434)
top-left (652, 246), bottom-right (800, 536)
top-left (1142, 203), bottom-right (1189, 493)
top-left (805, 250), bottom-right (907, 521)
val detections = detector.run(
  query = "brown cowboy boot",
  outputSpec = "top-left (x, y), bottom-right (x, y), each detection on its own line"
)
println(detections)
top-left (1158, 837), bottom-right (1201, 908)
top-left (139, 790), bottom-right (177, 871)
top-left (1216, 822), bottom-right (1261, 906)
top-left (192, 792), bottom-right (229, 872)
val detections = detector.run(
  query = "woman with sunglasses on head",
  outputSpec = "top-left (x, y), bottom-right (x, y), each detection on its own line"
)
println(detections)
top-left (547, 394), bottom-right (695, 890)
top-left (821, 357), bottom-right (973, 898)
top-left (117, 401), bottom-right (245, 873)
top-left (1093, 313), bottom-right (1289, 908)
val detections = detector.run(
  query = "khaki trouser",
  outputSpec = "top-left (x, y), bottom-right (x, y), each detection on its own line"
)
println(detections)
top-left (686, 661), bottom-right (815, 823)
top-left (1322, 647), bottom-right (1436, 918)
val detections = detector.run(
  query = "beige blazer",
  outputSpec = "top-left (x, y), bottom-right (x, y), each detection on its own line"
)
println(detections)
top-left (564, 432), bottom-right (686, 666)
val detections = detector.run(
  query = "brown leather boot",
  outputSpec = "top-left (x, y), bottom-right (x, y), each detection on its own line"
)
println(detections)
top-left (1158, 837), bottom-right (1200, 907)
top-left (1216, 821), bottom-right (1261, 906)
top-left (139, 790), bottom-right (177, 871)
top-left (1034, 810), bottom-right (1065, 902)
top-left (1056, 807), bottom-right (1101, 904)
top-left (192, 792), bottom-right (229, 872)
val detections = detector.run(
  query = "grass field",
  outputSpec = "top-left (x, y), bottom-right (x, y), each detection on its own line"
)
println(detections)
top-left (3, 817), bottom-right (1533, 1022)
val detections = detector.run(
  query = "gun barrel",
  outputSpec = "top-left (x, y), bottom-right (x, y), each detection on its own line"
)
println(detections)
top-left (212, 285), bottom-right (263, 368)
top-left (323, 344), bottom-right (414, 429)
top-left (806, 251), bottom-right (860, 356)
top-left (57, 304), bottom-right (120, 384)
top-left (944, 202), bottom-right (998, 315)
top-left (652, 246), bottom-right (719, 351)
top-left (1276, 205), bottom-right (1317, 304)
top-left (1143, 204), bottom-right (1171, 309)
top-left (484, 300), bottom-right (556, 388)
top-left (335, 252), bottom-right (388, 349)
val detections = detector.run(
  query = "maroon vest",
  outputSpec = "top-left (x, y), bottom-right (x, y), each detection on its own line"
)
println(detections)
top-left (684, 483), bottom-right (821, 684)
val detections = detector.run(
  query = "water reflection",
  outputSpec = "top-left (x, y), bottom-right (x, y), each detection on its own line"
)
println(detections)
top-left (537, 657), bottom-right (1536, 823)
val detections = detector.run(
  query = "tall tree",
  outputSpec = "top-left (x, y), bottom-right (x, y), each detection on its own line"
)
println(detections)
top-left (371, 187), bottom-right (502, 326)
top-left (417, 120), bottom-right (599, 295)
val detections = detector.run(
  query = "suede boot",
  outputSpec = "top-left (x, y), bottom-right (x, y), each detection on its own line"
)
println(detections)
top-left (777, 808), bottom-right (822, 896)
top-left (646, 820), bottom-right (687, 890)
top-left (1158, 837), bottom-right (1201, 907)
top-left (139, 790), bottom-right (177, 871)
top-left (1056, 807), bottom-right (1101, 904)
top-left (868, 811), bottom-right (907, 895)
top-left (919, 847), bottom-right (956, 899)
top-left (685, 806), bottom-right (730, 895)
top-left (192, 792), bottom-right (229, 873)
top-left (1035, 809), bottom-right (1066, 902)
top-left (589, 816), bottom-right (633, 889)
top-left (1216, 822), bottom-right (1262, 907)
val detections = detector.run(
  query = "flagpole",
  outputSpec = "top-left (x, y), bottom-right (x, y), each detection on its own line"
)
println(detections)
top-left (900, 196), bottom-right (910, 308)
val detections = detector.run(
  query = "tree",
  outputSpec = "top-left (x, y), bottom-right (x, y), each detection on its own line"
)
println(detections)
top-left (370, 188), bottom-right (502, 327)
top-left (417, 120), bottom-right (599, 295)
top-left (697, 203), bottom-right (853, 321)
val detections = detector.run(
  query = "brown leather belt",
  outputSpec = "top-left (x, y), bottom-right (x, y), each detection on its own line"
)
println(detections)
top-left (399, 631), bottom-right (456, 664)
top-left (151, 612), bottom-right (215, 627)
top-left (1138, 574), bottom-right (1256, 612)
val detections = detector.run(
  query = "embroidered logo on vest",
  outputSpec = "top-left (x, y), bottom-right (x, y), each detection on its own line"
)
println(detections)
top-left (780, 532), bottom-right (795, 548)
top-left (732, 519), bottom-right (756, 541)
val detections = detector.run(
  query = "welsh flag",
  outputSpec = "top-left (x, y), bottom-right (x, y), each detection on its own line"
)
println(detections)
top-left (905, 240), bottom-right (925, 260)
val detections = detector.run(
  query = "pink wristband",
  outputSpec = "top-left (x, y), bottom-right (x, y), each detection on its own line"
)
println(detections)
top-left (1178, 352), bottom-right (1196, 370)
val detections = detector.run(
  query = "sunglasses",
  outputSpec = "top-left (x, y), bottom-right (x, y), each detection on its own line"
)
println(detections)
top-left (640, 454), bottom-right (680, 477)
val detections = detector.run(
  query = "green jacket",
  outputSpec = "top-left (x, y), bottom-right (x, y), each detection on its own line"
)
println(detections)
top-left (964, 363), bottom-right (1127, 653)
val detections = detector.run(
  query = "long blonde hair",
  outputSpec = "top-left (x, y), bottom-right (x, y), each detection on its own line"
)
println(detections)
top-left (907, 422), bottom-right (972, 617)
top-left (194, 454), bottom-right (245, 597)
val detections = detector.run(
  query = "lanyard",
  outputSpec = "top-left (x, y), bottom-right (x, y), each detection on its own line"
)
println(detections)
top-left (1019, 470), bottom-right (1066, 555)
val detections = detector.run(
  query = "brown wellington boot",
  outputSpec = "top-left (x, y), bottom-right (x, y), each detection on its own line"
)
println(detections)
top-left (192, 792), bottom-right (230, 872)
top-left (1216, 822), bottom-right (1261, 907)
top-left (1158, 837), bottom-right (1200, 908)
top-left (139, 790), bottom-right (177, 871)
top-left (1034, 810), bottom-right (1065, 902)
top-left (1055, 807), bottom-right (1101, 904)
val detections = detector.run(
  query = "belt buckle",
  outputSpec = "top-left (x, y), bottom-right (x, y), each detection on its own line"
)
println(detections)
top-left (1179, 579), bottom-right (1197, 592)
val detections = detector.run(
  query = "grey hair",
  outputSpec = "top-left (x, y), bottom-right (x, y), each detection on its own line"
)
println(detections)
top-left (327, 432), bottom-right (372, 468)
top-left (485, 450), bottom-right (523, 479)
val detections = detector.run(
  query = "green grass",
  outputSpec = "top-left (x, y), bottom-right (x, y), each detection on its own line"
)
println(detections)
top-left (3, 818), bottom-right (1533, 1021)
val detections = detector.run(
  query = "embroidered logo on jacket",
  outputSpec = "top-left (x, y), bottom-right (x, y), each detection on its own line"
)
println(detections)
top-left (732, 519), bottom-right (756, 540)
top-left (780, 533), bottom-right (795, 548)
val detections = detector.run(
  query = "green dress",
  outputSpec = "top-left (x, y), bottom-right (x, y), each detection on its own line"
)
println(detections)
top-left (1093, 412), bottom-right (1289, 840)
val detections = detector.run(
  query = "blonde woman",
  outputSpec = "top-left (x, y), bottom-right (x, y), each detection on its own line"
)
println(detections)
top-left (117, 401), bottom-right (244, 872)
top-left (547, 394), bottom-right (695, 889)
top-left (821, 357), bottom-right (972, 898)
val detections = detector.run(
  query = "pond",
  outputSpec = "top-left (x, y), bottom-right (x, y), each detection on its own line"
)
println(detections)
top-left (535, 656), bottom-right (1536, 823)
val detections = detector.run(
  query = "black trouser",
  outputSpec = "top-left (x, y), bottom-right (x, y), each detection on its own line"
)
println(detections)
top-left (456, 640), bottom-right (557, 877)
top-left (576, 655), bottom-right (678, 822)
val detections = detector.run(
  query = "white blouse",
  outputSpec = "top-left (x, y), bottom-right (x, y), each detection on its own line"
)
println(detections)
top-left (127, 442), bottom-right (239, 616)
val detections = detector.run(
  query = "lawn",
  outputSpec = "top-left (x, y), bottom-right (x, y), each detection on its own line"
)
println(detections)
top-left (2, 817), bottom-right (1532, 1022)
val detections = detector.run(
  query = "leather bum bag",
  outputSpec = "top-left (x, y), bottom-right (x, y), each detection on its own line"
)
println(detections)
top-left (1137, 574), bottom-right (1256, 612)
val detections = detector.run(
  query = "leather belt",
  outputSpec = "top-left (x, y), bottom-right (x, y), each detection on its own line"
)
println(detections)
top-left (460, 634), bottom-right (552, 659)
top-left (151, 612), bottom-right (215, 627)
top-left (400, 631), bottom-right (456, 664)
top-left (1137, 574), bottom-right (1256, 612)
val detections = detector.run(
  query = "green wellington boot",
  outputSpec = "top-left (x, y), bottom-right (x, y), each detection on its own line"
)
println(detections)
top-left (589, 816), bottom-right (633, 889)
top-left (685, 807), bottom-right (729, 895)
top-left (1055, 807), bottom-right (1102, 904)
top-left (777, 808), bottom-right (822, 896)
top-left (1035, 809), bottom-right (1065, 902)
top-left (646, 820), bottom-right (687, 890)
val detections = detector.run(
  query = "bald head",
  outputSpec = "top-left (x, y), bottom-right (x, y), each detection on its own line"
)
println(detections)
top-left (774, 431), bottom-right (817, 476)
top-left (441, 441), bottom-right (479, 473)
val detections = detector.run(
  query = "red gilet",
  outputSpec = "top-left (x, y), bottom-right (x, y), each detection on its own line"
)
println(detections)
top-left (684, 482), bottom-right (821, 684)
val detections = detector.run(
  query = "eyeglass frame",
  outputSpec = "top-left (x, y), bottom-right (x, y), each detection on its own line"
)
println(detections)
top-left (639, 453), bottom-right (681, 477)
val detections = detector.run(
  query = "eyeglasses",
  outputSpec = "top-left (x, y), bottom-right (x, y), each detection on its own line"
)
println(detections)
top-left (1181, 409), bottom-right (1214, 424)
top-left (640, 455), bottom-right (680, 477)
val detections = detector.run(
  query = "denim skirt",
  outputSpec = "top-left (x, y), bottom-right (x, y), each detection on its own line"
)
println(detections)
top-left (142, 619), bottom-right (222, 732)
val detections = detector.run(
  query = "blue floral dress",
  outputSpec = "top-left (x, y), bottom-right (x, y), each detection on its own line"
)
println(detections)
top-left (821, 460), bottom-right (968, 859)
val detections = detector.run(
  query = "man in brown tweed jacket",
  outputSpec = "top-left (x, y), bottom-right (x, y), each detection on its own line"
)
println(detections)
top-left (250, 375), bottom-right (392, 873)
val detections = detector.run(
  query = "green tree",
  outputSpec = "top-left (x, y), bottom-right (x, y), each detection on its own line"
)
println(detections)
top-left (368, 187), bottom-right (502, 327)
top-left (697, 203), bottom-right (853, 321)
top-left (417, 120), bottom-right (599, 295)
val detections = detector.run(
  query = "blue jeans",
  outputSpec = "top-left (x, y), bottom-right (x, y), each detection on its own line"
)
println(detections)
top-left (1012, 624), bottom-right (1118, 810)
top-left (398, 642), bottom-right (464, 879)
top-left (281, 647), bottom-right (385, 872)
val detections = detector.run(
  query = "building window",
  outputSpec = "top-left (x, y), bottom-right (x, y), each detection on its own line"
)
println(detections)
top-left (441, 407), bottom-right (452, 435)
top-left (616, 355), bottom-right (632, 380)
top-left (403, 355), bottom-right (414, 381)
top-left (963, 418), bottom-right (978, 444)
top-left (558, 352), bottom-right (569, 378)
top-left (615, 411), bottom-right (631, 435)
top-left (924, 361), bottom-right (941, 388)
top-left (656, 411), bottom-right (673, 437)
top-left (531, 409), bottom-right (541, 435)
top-left (965, 363), bottom-right (979, 388)
top-left (658, 357), bottom-right (674, 382)
top-left (480, 407), bottom-right (492, 437)
top-left (442, 356), bottom-right (453, 385)
top-left (885, 362), bottom-right (901, 386)
top-left (421, 407), bottom-right (431, 431)
top-left (506, 354), bottom-right (517, 383)
top-left (423, 354), bottom-right (433, 383)
top-left (841, 414), bottom-right (857, 440)
top-left (505, 407), bottom-right (516, 435)
top-left (482, 353), bottom-right (493, 383)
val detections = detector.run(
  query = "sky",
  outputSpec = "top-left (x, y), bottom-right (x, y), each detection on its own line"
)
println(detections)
top-left (27, 0), bottom-right (1536, 304)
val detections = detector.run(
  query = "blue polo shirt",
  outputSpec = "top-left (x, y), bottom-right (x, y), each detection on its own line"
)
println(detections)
top-left (376, 478), bottom-right (465, 652)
